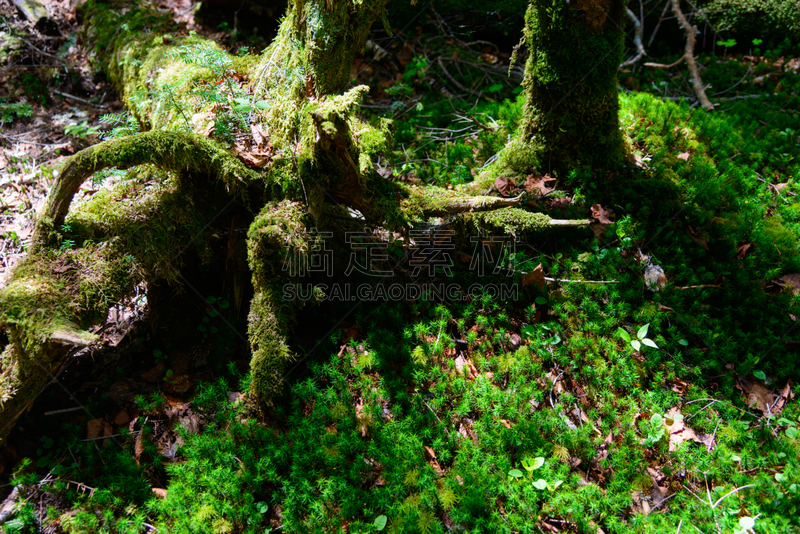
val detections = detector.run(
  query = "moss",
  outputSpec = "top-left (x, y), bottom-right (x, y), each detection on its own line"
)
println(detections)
top-left (462, 208), bottom-right (551, 235)
top-left (245, 201), bottom-right (311, 406)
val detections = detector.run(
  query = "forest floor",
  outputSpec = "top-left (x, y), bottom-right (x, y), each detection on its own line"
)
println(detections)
top-left (1, 1), bottom-right (800, 533)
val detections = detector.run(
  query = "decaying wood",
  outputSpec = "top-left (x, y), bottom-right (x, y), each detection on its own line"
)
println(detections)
top-left (10, 0), bottom-right (58, 35)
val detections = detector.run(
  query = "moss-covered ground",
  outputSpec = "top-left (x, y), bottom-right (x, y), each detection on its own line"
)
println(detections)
top-left (1, 2), bottom-right (800, 534)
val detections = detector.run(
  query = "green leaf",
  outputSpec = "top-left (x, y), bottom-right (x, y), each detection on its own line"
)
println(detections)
top-left (535, 296), bottom-right (548, 305)
top-left (642, 338), bottom-right (658, 349)
top-left (753, 370), bottom-right (766, 381)
top-left (521, 325), bottom-right (536, 339)
top-left (219, 300), bottom-right (230, 309)
top-left (486, 83), bottom-right (503, 93)
top-left (374, 515), bottom-right (388, 530)
top-left (206, 296), bottom-right (217, 304)
top-left (547, 480), bottom-right (563, 491)
top-left (508, 469), bottom-right (523, 479)
top-left (752, 38), bottom-right (763, 45)
top-left (254, 100), bottom-right (271, 109)
top-left (256, 502), bottom-right (268, 514)
top-left (786, 426), bottom-right (798, 439)
top-left (208, 309), bottom-right (219, 317)
top-left (775, 472), bottom-right (786, 482)
top-left (533, 479), bottom-right (547, 490)
top-left (678, 338), bottom-right (689, 346)
top-left (631, 340), bottom-right (641, 351)
top-left (532, 457), bottom-right (545, 470)
top-left (637, 323), bottom-right (649, 339)
top-left (617, 328), bottom-right (631, 343)
top-left (234, 98), bottom-right (250, 105)
top-left (731, 454), bottom-right (741, 462)
top-left (739, 517), bottom-right (755, 530)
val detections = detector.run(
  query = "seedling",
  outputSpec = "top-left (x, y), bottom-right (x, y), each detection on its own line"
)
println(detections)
top-left (617, 323), bottom-right (658, 351)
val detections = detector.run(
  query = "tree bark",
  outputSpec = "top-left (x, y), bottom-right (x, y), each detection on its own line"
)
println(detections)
top-left (502, 0), bottom-right (627, 178)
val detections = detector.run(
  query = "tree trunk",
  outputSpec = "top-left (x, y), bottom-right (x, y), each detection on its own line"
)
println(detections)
top-left (501, 0), bottom-right (627, 179)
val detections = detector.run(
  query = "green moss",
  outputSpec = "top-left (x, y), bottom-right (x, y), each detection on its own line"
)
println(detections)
top-left (501, 0), bottom-right (627, 179)
top-left (462, 208), bottom-right (551, 235)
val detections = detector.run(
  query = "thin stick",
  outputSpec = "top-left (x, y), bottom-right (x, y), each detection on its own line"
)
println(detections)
top-left (621, 7), bottom-right (646, 67)
top-left (53, 91), bottom-right (107, 109)
top-left (44, 406), bottom-right (83, 416)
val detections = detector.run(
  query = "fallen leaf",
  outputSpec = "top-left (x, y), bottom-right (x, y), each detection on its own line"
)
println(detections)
top-left (524, 174), bottom-right (556, 196)
top-left (493, 176), bottom-right (516, 197)
top-left (735, 378), bottom-right (795, 417)
top-left (737, 242), bottom-right (753, 259)
top-left (644, 264), bottom-right (667, 291)
top-left (775, 274), bottom-right (800, 295)
top-left (677, 152), bottom-right (690, 161)
top-left (771, 182), bottom-right (788, 193)
top-left (251, 123), bottom-right (269, 147)
top-left (114, 410), bottom-right (130, 427)
top-left (590, 203), bottom-right (614, 225)
top-left (664, 407), bottom-right (714, 451)
top-left (134, 431), bottom-right (145, 465)
top-left (86, 419), bottom-right (104, 440)
top-left (151, 488), bottom-right (168, 499)
top-left (424, 445), bottom-right (445, 477)
top-left (521, 263), bottom-right (546, 289)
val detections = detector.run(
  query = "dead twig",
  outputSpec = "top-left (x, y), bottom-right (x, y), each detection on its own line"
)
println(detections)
top-left (621, 7), bottom-right (646, 67)
top-left (670, 0), bottom-right (714, 110)
top-left (53, 91), bottom-right (107, 109)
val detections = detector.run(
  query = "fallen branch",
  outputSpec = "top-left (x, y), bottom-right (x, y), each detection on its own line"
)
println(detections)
top-left (656, 0), bottom-right (714, 110)
top-left (53, 90), bottom-right (107, 109)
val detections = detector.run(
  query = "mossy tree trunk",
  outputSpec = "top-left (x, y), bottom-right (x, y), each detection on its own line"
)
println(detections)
top-left (0, 0), bottom-right (591, 440)
top-left (502, 0), bottom-right (627, 179)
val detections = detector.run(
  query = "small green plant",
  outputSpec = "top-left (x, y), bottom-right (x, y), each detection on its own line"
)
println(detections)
top-left (0, 99), bottom-right (33, 124)
top-left (617, 323), bottom-right (658, 351)
top-left (64, 121), bottom-right (101, 139)
top-left (716, 38), bottom-right (737, 48)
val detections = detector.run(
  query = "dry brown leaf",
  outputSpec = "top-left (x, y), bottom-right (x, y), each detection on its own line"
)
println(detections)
top-left (498, 419), bottom-right (512, 429)
top-left (493, 176), bottom-right (516, 197)
top-left (114, 410), bottom-right (130, 427)
top-left (644, 264), bottom-right (667, 291)
top-left (151, 488), bottom-right (168, 499)
top-left (737, 242), bottom-right (753, 259)
top-left (424, 446), bottom-right (445, 477)
top-left (735, 378), bottom-right (795, 417)
top-left (677, 152), bottom-right (690, 161)
top-left (86, 419), bottom-right (104, 440)
top-left (134, 431), bottom-right (145, 465)
top-left (251, 123), bottom-right (269, 148)
top-left (775, 274), bottom-right (800, 295)
top-left (771, 182), bottom-right (789, 192)
top-left (521, 263), bottom-right (546, 289)
top-left (590, 203), bottom-right (614, 225)
top-left (664, 407), bottom-right (713, 451)
top-left (524, 174), bottom-right (556, 196)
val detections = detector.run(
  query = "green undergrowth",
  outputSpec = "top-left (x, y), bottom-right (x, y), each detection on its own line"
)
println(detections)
top-left (10, 285), bottom-right (799, 532)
